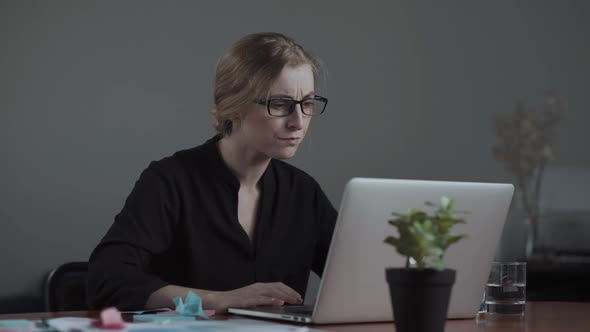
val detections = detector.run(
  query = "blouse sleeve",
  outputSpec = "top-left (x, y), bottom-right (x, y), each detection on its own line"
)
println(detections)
top-left (87, 163), bottom-right (178, 310)
top-left (311, 184), bottom-right (338, 277)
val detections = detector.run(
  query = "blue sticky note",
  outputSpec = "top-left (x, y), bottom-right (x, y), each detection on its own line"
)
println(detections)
top-left (0, 320), bottom-right (32, 328)
top-left (172, 291), bottom-right (209, 320)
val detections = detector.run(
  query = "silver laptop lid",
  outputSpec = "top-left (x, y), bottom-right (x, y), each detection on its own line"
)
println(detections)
top-left (312, 178), bottom-right (513, 324)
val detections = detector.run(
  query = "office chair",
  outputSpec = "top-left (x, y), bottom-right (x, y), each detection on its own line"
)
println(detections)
top-left (44, 262), bottom-right (89, 311)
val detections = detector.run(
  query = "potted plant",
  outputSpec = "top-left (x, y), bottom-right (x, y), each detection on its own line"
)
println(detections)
top-left (384, 196), bottom-right (467, 332)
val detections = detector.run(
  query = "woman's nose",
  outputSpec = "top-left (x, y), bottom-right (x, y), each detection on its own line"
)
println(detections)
top-left (286, 105), bottom-right (304, 130)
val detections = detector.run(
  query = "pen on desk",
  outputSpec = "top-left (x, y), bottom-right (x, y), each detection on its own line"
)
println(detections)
top-left (35, 319), bottom-right (47, 328)
top-left (35, 318), bottom-right (57, 332)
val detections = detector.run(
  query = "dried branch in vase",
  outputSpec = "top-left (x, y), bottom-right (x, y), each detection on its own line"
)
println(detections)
top-left (492, 90), bottom-right (567, 246)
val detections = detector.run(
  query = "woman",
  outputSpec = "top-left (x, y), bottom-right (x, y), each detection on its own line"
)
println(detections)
top-left (87, 32), bottom-right (337, 313)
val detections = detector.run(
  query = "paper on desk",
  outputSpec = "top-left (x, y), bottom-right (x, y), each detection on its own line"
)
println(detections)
top-left (132, 319), bottom-right (326, 332)
top-left (48, 317), bottom-right (326, 332)
top-left (47, 318), bottom-right (94, 332)
top-left (132, 315), bottom-right (194, 323)
top-left (120, 309), bottom-right (172, 315)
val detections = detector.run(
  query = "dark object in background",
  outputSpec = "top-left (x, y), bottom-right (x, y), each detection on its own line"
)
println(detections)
top-left (44, 262), bottom-right (89, 311)
top-left (527, 260), bottom-right (590, 302)
top-left (527, 208), bottom-right (590, 302)
top-left (0, 294), bottom-right (42, 314)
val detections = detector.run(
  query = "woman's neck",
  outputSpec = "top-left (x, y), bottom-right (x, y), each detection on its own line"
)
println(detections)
top-left (217, 135), bottom-right (271, 189)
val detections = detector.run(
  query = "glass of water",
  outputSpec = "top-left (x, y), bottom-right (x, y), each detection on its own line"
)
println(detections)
top-left (484, 262), bottom-right (527, 315)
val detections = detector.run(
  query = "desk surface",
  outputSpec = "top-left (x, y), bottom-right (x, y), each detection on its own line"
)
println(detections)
top-left (0, 302), bottom-right (588, 332)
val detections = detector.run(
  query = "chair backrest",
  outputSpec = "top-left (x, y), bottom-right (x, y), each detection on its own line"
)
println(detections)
top-left (44, 262), bottom-right (89, 312)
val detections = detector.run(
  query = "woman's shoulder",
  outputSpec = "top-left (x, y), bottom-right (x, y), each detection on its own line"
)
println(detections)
top-left (146, 147), bottom-right (194, 172)
top-left (143, 138), bottom-right (216, 180)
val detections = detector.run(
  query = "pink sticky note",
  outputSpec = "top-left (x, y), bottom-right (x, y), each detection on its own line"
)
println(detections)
top-left (93, 307), bottom-right (126, 329)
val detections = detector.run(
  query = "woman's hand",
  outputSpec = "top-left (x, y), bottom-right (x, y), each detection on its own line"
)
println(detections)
top-left (207, 282), bottom-right (303, 313)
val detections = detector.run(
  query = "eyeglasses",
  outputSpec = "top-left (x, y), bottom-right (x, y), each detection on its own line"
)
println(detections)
top-left (255, 96), bottom-right (328, 117)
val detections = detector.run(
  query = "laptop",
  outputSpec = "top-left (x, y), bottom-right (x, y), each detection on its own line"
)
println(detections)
top-left (228, 178), bottom-right (514, 324)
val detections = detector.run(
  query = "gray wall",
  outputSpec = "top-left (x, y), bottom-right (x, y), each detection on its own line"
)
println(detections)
top-left (1, 0), bottom-right (589, 305)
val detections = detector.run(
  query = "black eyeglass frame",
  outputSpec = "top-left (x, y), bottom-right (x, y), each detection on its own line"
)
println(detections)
top-left (255, 96), bottom-right (328, 117)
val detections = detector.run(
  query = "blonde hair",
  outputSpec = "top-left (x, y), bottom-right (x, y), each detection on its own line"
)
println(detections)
top-left (213, 32), bottom-right (321, 135)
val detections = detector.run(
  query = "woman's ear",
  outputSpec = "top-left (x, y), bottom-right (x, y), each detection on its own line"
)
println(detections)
top-left (231, 115), bottom-right (244, 132)
top-left (223, 119), bottom-right (233, 133)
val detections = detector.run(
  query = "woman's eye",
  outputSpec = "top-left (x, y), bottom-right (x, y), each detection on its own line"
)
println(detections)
top-left (302, 101), bottom-right (315, 108)
top-left (270, 101), bottom-right (289, 109)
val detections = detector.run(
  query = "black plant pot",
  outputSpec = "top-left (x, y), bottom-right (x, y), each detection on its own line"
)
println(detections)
top-left (385, 268), bottom-right (456, 332)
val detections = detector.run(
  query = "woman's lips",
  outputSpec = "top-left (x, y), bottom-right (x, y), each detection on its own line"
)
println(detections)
top-left (278, 137), bottom-right (300, 145)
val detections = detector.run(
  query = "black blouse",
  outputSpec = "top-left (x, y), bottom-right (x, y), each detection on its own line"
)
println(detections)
top-left (87, 136), bottom-right (338, 310)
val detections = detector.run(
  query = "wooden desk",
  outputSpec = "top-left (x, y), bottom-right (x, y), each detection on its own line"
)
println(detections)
top-left (0, 302), bottom-right (588, 332)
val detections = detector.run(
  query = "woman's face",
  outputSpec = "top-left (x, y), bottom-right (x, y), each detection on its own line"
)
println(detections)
top-left (235, 64), bottom-right (315, 160)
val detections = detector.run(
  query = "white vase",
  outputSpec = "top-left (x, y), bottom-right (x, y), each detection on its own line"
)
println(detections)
top-left (524, 216), bottom-right (540, 259)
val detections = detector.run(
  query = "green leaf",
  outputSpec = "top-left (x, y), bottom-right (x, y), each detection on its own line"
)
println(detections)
top-left (428, 258), bottom-right (445, 271)
top-left (423, 219), bottom-right (433, 231)
top-left (384, 196), bottom-right (468, 270)
top-left (429, 247), bottom-right (444, 258)
top-left (440, 196), bottom-right (451, 209)
top-left (412, 221), bottom-right (424, 232)
top-left (442, 234), bottom-right (467, 250)
top-left (384, 236), bottom-right (399, 247)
